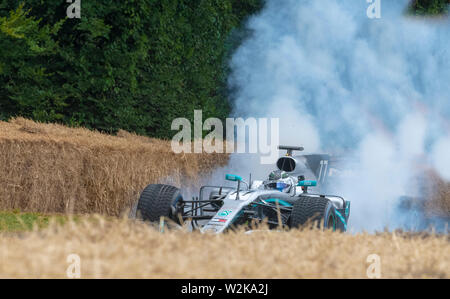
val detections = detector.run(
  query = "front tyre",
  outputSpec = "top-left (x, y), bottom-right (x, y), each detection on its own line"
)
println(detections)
top-left (290, 196), bottom-right (337, 231)
top-left (136, 184), bottom-right (183, 224)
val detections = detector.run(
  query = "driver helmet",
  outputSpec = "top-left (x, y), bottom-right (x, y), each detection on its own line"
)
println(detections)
top-left (265, 170), bottom-right (292, 192)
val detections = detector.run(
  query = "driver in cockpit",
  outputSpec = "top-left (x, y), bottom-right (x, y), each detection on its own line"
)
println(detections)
top-left (263, 170), bottom-right (297, 193)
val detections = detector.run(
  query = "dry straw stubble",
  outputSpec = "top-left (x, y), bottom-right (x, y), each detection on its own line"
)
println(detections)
top-left (0, 118), bottom-right (228, 216)
top-left (0, 218), bottom-right (448, 278)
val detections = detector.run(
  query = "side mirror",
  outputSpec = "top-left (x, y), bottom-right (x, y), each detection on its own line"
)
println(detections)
top-left (226, 174), bottom-right (242, 182)
top-left (297, 180), bottom-right (317, 187)
top-left (226, 174), bottom-right (245, 200)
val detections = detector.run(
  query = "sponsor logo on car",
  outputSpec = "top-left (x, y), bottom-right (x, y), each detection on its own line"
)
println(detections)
top-left (211, 218), bottom-right (227, 223)
top-left (218, 210), bottom-right (232, 217)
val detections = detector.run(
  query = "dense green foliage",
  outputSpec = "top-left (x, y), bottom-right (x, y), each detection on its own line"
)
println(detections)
top-left (0, 0), bottom-right (262, 137)
top-left (408, 0), bottom-right (450, 15)
top-left (0, 210), bottom-right (68, 231)
top-left (0, 0), bottom-right (446, 138)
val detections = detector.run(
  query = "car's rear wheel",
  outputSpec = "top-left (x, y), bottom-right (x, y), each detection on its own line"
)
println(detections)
top-left (136, 184), bottom-right (183, 224)
top-left (290, 196), bottom-right (336, 230)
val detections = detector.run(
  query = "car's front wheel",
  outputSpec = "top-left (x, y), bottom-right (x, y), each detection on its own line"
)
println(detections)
top-left (290, 196), bottom-right (337, 230)
top-left (136, 184), bottom-right (183, 224)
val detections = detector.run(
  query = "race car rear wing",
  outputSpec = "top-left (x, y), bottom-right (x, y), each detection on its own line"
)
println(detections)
top-left (278, 145), bottom-right (304, 156)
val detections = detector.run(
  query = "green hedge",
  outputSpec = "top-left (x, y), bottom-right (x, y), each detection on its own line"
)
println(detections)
top-left (0, 0), bottom-right (262, 138)
top-left (408, 0), bottom-right (449, 15)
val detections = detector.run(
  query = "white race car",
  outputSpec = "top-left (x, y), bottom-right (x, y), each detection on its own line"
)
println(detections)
top-left (134, 146), bottom-right (350, 233)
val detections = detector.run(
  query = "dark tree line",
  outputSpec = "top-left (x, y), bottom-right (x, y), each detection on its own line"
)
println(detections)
top-left (0, 0), bottom-right (263, 138)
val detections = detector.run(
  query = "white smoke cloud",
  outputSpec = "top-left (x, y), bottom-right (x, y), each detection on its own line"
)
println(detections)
top-left (224, 0), bottom-right (450, 231)
top-left (432, 138), bottom-right (450, 180)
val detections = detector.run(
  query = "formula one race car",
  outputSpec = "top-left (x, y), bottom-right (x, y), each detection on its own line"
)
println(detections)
top-left (134, 146), bottom-right (350, 233)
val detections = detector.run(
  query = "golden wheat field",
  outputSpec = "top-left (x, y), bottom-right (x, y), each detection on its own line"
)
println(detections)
top-left (0, 118), bottom-right (227, 216)
top-left (0, 118), bottom-right (448, 279)
top-left (0, 218), bottom-right (448, 279)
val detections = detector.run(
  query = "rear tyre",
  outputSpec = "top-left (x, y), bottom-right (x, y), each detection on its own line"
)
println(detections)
top-left (290, 196), bottom-right (336, 230)
top-left (136, 184), bottom-right (183, 224)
